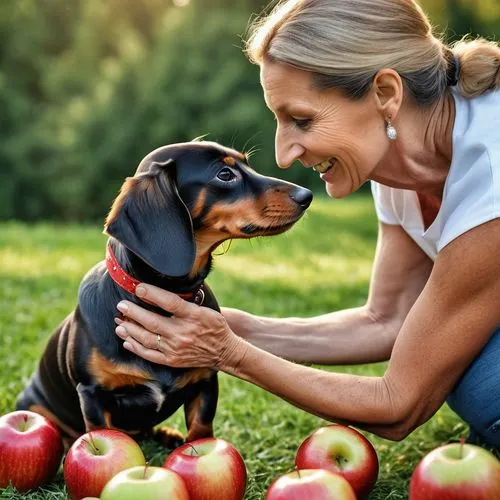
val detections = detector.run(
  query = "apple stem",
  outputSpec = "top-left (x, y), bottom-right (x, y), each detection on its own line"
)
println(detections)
top-left (143, 462), bottom-right (150, 480)
top-left (459, 436), bottom-right (465, 459)
top-left (294, 466), bottom-right (301, 479)
top-left (20, 414), bottom-right (29, 432)
top-left (86, 432), bottom-right (101, 455)
top-left (188, 443), bottom-right (199, 456)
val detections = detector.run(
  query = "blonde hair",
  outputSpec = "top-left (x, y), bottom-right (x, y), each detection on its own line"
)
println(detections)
top-left (246, 0), bottom-right (500, 103)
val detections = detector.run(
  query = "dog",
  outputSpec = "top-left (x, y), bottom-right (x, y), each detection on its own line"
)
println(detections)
top-left (16, 141), bottom-right (313, 447)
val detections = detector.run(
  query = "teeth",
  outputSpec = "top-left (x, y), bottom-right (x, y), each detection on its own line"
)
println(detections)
top-left (313, 158), bottom-right (335, 173)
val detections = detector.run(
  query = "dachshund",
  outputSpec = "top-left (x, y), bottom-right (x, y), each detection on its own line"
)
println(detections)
top-left (16, 141), bottom-right (313, 448)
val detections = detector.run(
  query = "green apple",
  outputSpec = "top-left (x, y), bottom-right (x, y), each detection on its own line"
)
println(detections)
top-left (101, 465), bottom-right (189, 500)
top-left (266, 469), bottom-right (356, 499)
top-left (409, 442), bottom-right (500, 499)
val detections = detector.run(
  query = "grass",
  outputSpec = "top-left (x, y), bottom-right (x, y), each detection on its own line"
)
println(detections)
top-left (0, 195), bottom-right (470, 499)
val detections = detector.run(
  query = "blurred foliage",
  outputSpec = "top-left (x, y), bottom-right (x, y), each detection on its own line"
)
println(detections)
top-left (1, 0), bottom-right (499, 221)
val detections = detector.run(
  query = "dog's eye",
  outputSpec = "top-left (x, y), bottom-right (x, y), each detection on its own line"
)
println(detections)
top-left (216, 168), bottom-right (236, 182)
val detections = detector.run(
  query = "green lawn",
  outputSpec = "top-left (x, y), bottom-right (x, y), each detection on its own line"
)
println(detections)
top-left (0, 196), bottom-right (468, 499)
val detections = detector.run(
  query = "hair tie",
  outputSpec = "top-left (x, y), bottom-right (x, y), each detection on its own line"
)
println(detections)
top-left (446, 50), bottom-right (461, 87)
top-left (493, 63), bottom-right (500, 89)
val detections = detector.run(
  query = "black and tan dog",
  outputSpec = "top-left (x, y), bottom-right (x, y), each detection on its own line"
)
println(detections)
top-left (16, 141), bottom-right (312, 447)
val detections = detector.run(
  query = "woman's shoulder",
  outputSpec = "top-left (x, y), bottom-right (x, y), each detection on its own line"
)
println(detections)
top-left (450, 89), bottom-right (500, 190)
top-left (438, 91), bottom-right (500, 252)
top-left (452, 89), bottom-right (500, 146)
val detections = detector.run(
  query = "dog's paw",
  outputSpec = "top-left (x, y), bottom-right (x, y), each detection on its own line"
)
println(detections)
top-left (153, 426), bottom-right (185, 449)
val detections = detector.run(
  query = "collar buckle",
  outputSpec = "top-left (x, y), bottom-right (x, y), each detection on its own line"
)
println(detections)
top-left (194, 288), bottom-right (205, 305)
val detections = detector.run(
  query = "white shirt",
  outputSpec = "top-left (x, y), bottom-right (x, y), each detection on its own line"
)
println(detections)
top-left (371, 89), bottom-right (500, 261)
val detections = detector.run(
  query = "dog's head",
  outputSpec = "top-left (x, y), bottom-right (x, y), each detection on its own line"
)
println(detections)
top-left (104, 141), bottom-right (313, 278)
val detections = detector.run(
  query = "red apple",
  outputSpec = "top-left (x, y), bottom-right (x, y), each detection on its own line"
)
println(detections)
top-left (266, 469), bottom-right (356, 500)
top-left (0, 410), bottom-right (64, 492)
top-left (163, 437), bottom-right (247, 500)
top-left (409, 442), bottom-right (500, 499)
top-left (100, 465), bottom-right (189, 500)
top-left (295, 424), bottom-right (378, 498)
top-left (63, 429), bottom-right (146, 499)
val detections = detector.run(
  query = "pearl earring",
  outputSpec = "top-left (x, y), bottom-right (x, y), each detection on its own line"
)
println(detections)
top-left (386, 117), bottom-right (397, 140)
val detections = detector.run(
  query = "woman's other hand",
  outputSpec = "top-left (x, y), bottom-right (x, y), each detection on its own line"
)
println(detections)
top-left (114, 284), bottom-right (246, 370)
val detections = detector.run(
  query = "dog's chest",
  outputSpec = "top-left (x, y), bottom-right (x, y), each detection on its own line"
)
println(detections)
top-left (88, 349), bottom-right (212, 429)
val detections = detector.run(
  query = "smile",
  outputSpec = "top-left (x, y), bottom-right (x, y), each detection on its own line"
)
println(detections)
top-left (312, 158), bottom-right (336, 174)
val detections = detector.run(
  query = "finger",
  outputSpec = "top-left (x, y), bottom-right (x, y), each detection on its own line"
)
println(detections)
top-left (121, 336), bottom-right (166, 365)
top-left (116, 301), bottom-right (169, 334)
top-left (116, 322), bottom-right (161, 351)
top-left (135, 284), bottom-right (194, 317)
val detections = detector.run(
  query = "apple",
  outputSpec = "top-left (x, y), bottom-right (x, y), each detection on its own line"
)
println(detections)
top-left (63, 429), bottom-right (146, 499)
top-left (100, 465), bottom-right (189, 500)
top-left (0, 410), bottom-right (64, 492)
top-left (295, 424), bottom-right (378, 499)
top-left (163, 437), bottom-right (247, 500)
top-left (266, 469), bottom-right (356, 500)
top-left (409, 442), bottom-right (500, 499)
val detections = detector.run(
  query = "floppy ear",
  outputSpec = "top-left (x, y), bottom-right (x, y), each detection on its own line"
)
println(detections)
top-left (103, 160), bottom-right (195, 278)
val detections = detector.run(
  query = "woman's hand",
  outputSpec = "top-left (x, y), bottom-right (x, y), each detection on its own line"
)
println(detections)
top-left (114, 284), bottom-right (246, 369)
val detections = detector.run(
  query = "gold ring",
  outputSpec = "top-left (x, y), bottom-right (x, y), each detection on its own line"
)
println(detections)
top-left (156, 334), bottom-right (161, 350)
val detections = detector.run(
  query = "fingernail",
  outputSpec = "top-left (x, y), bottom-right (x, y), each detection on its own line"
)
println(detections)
top-left (114, 317), bottom-right (123, 325)
top-left (117, 301), bottom-right (128, 313)
top-left (123, 341), bottom-right (134, 352)
top-left (116, 326), bottom-right (126, 337)
top-left (136, 285), bottom-right (146, 297)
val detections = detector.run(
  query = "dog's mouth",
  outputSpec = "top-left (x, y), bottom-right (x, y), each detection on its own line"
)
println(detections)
top-left (239, 215), bottom-right (304, 236)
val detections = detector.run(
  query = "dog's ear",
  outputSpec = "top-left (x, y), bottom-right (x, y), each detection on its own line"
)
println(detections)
top-left (104, 160), bottom-right (195, 277)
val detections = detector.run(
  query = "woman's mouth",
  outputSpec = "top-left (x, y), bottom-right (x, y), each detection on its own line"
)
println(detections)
top-left (312, 158), bottom-right (336, 179)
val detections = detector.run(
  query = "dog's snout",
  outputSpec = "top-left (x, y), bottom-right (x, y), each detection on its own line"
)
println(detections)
top-left (290, 187), bottom-right (313, 209)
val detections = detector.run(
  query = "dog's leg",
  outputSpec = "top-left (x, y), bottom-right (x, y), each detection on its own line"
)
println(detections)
top-left (184, 374), bottom-right (219, 443)
top-left (77, 383), bottom-right (109, 431)
top-left (151, 426), bottom-right (185, 449)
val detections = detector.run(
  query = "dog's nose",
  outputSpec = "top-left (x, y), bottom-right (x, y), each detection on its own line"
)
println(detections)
top-left (290, 187), bottom-right (313, 209)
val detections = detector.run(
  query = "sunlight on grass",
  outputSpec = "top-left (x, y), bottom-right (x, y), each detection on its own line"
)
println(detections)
top-left (219, 254), bottom-right (372, 287)
top-left (1, 250), bottom-right (91, 278)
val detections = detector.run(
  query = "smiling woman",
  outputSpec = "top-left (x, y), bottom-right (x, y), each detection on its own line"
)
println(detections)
top-left (258, 60), bottom-right (382, 198)
top-left (113, 0), bottom-right (500, 454)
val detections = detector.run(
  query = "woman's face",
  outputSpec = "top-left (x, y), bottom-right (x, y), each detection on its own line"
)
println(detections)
top-left (260, 60), bottom-right (390, 198)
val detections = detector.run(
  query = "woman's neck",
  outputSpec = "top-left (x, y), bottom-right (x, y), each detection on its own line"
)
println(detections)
top-left (371, 92), bottom-right (456, 198)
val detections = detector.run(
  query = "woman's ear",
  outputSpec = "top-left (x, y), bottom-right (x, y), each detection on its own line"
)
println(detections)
top-left (372, 69), bottom-right (404, 120)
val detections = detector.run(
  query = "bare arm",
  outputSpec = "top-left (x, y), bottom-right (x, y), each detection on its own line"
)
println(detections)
top-left (115, 219), bottom-right (500, 441)
top-left (222, 222), bottom-right (433, 364)
top-left (220, 219), bottom-right (500, 438)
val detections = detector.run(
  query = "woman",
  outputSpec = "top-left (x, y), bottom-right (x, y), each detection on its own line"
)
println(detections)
top-left (114, 0), bottom-right (500, 449)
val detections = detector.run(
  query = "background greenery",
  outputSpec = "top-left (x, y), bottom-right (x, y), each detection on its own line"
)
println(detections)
top-left (1, 0), bottom-right (499, 221)
top-left (0, 198), bottom-right (473, 499)
top-left (1, 1), bottom-right (499, 498)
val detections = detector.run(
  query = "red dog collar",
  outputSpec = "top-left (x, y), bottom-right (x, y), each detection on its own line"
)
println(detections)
top-left (106, 243), bottom-right (204, 304)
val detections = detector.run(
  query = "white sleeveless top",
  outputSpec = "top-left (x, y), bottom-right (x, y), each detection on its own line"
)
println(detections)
top-left (371, 89), bottom-right (500, 261)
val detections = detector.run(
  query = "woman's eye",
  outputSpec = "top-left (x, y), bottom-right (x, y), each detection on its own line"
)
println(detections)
top-left (216, 167), bottom-right (236, 182)
top-left (293, 118), bottom-right (312, 130)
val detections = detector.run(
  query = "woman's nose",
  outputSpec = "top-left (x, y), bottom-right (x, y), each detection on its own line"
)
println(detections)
top-left (275, 128), bottom-right (305, 169)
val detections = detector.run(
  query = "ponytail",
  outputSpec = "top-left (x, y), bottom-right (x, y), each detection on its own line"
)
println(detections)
top-left (451, 38), bottom-right (500, 98)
